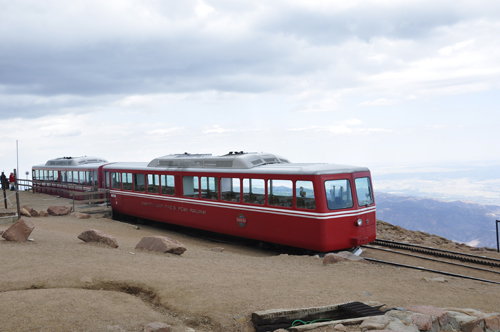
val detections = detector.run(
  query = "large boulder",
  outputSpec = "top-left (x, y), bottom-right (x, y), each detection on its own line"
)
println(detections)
top-left (135, 236), bottom-right (186, 255)
top-left (47, 206), bottom-right (72, 216)
top-left (78, 229), bottom-right (118, 248)
top-left (2, 217), bottom-right (35, 242)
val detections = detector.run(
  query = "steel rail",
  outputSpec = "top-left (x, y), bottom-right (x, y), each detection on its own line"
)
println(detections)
top-left (373, 239), bottom-right (500, 267)
top-left (363, 258), bottom-right (500, 285)
top-left (363, 245), bottom-right (500, 275)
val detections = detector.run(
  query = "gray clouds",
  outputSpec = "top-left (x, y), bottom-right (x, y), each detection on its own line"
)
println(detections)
top-left (1, 0), bottom-right (500, 119)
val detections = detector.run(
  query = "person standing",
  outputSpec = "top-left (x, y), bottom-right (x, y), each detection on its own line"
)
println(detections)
top-left (1, 172), bottom-right (7, 190)
top-left (9, 172), bottom-right (15, 191)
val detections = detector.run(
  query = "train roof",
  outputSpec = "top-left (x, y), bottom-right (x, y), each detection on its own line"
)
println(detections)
top-left (103, 152), bottom-right (369, 175)
top-left (147, 152), bottom-right (290, 169)
top-left (34, 156), bottom-right (109, 168)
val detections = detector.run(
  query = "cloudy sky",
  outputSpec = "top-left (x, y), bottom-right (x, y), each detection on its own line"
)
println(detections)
top-left (2, 0), bottom-right (500, 199)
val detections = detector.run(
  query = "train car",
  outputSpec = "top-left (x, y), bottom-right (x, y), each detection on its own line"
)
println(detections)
top-left (103, 152), bottom-right (376, 252)
top-left (32, 156), bottom-right (110, 199)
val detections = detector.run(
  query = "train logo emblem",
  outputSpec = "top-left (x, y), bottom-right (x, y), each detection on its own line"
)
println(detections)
top-left (236, 213), bottom-right (247, 228)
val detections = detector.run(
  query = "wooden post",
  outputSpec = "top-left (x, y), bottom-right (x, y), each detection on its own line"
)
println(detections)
top-left (14, 169), bottom-right (20, 220)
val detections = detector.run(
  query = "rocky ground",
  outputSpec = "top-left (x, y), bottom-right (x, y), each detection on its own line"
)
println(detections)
top-left (0, 191), bottom-right (499, 332)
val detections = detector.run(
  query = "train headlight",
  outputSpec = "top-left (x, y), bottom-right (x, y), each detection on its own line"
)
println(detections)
top-left (356, 219), bottom-right (362, 226)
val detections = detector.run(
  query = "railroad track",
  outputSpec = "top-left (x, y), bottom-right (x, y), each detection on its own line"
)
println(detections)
top-left (362, 239), bottom-right (500, 285)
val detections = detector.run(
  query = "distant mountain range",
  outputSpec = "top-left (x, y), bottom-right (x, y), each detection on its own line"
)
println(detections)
top-left (375, 192), bottom-right (500, 248)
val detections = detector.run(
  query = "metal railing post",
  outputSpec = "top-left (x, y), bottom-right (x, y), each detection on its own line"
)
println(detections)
top-left (497, 220), bottom-right (500, 253)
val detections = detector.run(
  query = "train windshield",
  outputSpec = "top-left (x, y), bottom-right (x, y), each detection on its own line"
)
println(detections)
top-left (355, 177), bottom-right (374, 206)
top-left (324, 179), bottom-right (353, 210)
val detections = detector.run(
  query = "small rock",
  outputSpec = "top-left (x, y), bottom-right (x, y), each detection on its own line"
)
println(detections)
top-left (323, 251), bottom-right (369, 264)
top-left (80, 276), bottom-right (93, 284)
top-left (78, 229), bottom-right (119, 248)
top-left (359, 315), bottom-right (392, 331)
top-left (211, 247), bottom-right (224, 252)
top-left (233, 315), bottom-right (246, 323)
top-left (334, 323), bottom-right (347, 331)
top-left (412, 314), bottom-right (432, 331)
top-left (38, 210), bottom-right (49, 217)
top-left (143, 322), bottom-right (171, 332)
top-left (20, 208), bottom-right (31, 217)
top-left (405, 305), bottom-right (450, 327)
top-left (423, 277), bottom-right (448, 283)
top-left (484, 315), bottom-right (500, 330)
top-left (71, 212), bottom-right (91, 219)
top-left (22, 206), bottom-right (39, 217)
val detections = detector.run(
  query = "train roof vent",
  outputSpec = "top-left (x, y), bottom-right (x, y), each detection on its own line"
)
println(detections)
top-left (147, 152), bottom-right (290, 169)
top-left (45, 156), bottom-right (108, 166)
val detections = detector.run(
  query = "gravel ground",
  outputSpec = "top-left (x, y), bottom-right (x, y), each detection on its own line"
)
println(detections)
top-left (1, 191), bottom-right (499, 332)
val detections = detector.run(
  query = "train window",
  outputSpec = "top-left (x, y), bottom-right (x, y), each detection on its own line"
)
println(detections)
top-left (43, 170), bottom-right (47, 181)
top-left (48, 170), bottom-right (53, 181)
top-left (221, 178), bottom-right (240, 202)
top-left (73, 171), bottom-right (79, 184)
top-left (201, 177), bottom-right (218, 200)
top-left (61, 171), bottom-right (67, 183)
top-left (324, 179), bottom-right (353, 210)
top-left (122, 173), bottom-right (133, 191)
top-left (54, 171), bottom-right (59, 182)
top-left (105, 172), bottom-right (110, 189)
top-left (134, 174), bottom-right (145, 192)
top-left (296, 181), bottom-right (316, 210)
top-left (111, 172), bottom-right (121, 189)
top-left (86, 172), bottom-right (92, 186)
top-left (32, 170), bottom-right (36, 180)
top-left (183, 176), bottom-right (199, 198)
top-left (93, 171), bottom-right (98, 186)
top-left (355, 177), bottom-right (374, 206)
top-left (79, 171), bottom-right (85, 184)
top-left (147, 174), bottom-right (159, 193)
top-left (67, 171), bottom-right (72, 184)
top-left (160, 175), bottom-right (175, 195)
top-left (243, 179), bottom-right (265, 205)
top-left (268, 180), bottom-right (293, 207)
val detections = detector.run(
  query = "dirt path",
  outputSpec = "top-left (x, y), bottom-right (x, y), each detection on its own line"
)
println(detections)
top-left (1, 192), bottom-right (499, 332)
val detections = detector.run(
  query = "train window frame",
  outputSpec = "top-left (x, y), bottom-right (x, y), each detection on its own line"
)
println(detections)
top-left (134, 173), bottom-right (146, 192)
top-left (200, 176), bottom-right (219, 200)
top-left (147, 174), bottom-right (160, 194)
top-left (61, 171), bottom-right (67, 183)
top-left (72, 171), bottom-right (79, 184)
top-left (221, 178), bottom-right (241, 202)
top-left (242, 178), bottom-right (265, 205)
top-left (267, 179), bottom-right (293, 207)
top-left (111, 172), bottom-right (121, 189)
top-left (183, 176), bottom-right (199, 198)
top-left (122, 173), bottom-right (133, 191)
top-left (79, 171), bottom-right (85, 185)
top-left (295, 180), bottom-right (316, 210)
top-left (324, 179), bottom-right (353, 210)
top-left (160, 174), bottom-right (175, 195)
top-left (354, 177), bottom-right (374, 207)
